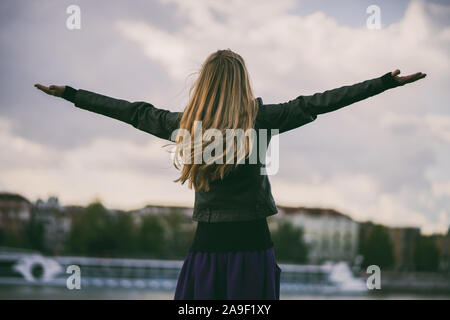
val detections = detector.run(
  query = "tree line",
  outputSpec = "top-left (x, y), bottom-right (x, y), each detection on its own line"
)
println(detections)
top-left (0, 200), bottom-right (445, 271)
top-left (0, 201), bottom-right (308, 263)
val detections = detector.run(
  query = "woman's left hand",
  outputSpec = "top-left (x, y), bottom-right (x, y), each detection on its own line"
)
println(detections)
top-left (391, 69), bottom-right (426, 86)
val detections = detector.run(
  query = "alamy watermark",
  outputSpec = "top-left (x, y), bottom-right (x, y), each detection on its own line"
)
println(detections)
top-left (170, 121), bottom-right (280, 175)
top-left (366, 265), bottom-right (381, 290)
top-left (367, 5), bottom-right (381, 30)
top-left (66, 5), bottom-right (81, 30)
top-left (66, 264), bottom-right (81, 290)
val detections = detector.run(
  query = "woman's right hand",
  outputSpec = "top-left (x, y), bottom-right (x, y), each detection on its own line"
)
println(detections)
top-left (34, 83), bottom-right (66, 97)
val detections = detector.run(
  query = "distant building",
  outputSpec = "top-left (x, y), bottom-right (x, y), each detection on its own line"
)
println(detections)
top-left (32, 196), bottom-right (72, 254)
top-left (277, 206), bottom-right (359, 264)
top-left (129, 205), bottom-right (193, 225)
top-left (388, 227), bottom-right (420, 271)
top-left (0, 192), bottom-right (32, 234)
top-left (359, 222), bottom-right (422, 271)
top-left (431, 230), bottom-right (450, 272)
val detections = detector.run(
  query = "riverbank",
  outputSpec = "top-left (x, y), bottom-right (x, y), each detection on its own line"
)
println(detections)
top-left (1, 285), bottom-right (449, 300)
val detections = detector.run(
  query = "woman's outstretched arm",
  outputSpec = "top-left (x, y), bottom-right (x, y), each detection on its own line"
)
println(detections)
top-left (257, 70), bottom-right (427, 134)
top-left (34, 84), bottom-right (182, 141)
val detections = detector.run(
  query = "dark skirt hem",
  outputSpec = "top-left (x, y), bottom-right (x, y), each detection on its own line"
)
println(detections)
top-left (174, 247), bottom-right (281, 300)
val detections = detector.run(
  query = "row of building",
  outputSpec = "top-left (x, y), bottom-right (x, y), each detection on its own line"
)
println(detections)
top-left (0, 191), bottom-right (449, 271)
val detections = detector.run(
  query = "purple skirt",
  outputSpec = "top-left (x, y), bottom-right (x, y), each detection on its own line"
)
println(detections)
top-left (174, 247), bottom-right (281, 300)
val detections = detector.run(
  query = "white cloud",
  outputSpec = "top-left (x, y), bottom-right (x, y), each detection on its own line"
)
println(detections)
top-left (117, 0), bottom-right (450, 93)
top-left (0, 117), bottom-right (193, 210)
top-left (271, 173), bottom-right (448, 234)
top-left (380, 111), bottom-right (450, 143)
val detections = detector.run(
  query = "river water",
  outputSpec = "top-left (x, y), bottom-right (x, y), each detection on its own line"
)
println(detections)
top-left (1, 285), bottom-right (449, 300)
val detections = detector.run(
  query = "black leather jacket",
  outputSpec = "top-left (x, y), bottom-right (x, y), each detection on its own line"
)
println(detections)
top-left (63, 72), bottom-right (399, 222)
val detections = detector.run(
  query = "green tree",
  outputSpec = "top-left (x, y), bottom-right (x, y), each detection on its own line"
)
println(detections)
top-left (23, 218), bottom-right (46, 252)
top-left (359, 225), bottom-right (394, 269)
top-left (64, 202), bottom-right (198, 258)
top-left (138, 214), bottom-right (166, 257)
top-left (110, 212), bottom-right (137, 256)
top-left (272, 220), bottom-right (308, 264)
top-left (163, 210), bottom-right (195, 259)
top-left (0, 225), bottom-right (29, 249)
top-left (413, 236), bottom-right (440, 272)
top-left (66, 201), bottom-right (116, 256)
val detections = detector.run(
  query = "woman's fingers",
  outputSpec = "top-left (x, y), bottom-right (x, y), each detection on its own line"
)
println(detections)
top-left (34, 83), bottom-right (65, 97)
top-left (391, 69), bottom-right (401, 77)
top-left (399, 72), bottom-right (427, 85)
top-left (407, 72), bottom-right (427, 82)
top-left (390, 70), bottom-right (427, 86)
top-left (35, 83), bottom-right (55, 95)
top-left (35, 83), bottom-right (50, 93)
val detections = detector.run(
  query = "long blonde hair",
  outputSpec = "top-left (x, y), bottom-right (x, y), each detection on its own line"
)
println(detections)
top-left (173, 49), bottom-right (258, 192)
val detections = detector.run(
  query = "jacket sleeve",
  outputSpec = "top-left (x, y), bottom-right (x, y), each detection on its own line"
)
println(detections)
top-left (257, 72), bottom-right (400, 134)
top-left (63, 87), bottom-right (182, 141)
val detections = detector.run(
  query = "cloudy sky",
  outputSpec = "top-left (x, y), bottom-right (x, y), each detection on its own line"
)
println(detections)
top-left (1, 0), bottom-right (449, 234)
